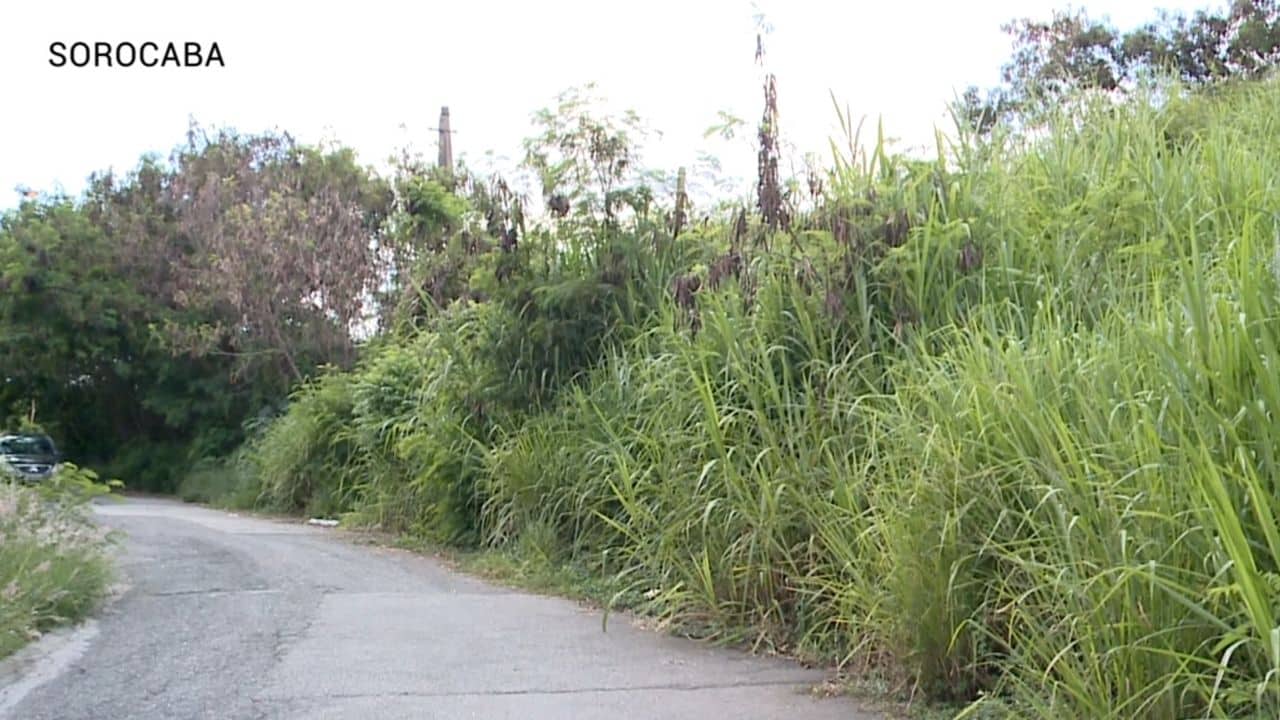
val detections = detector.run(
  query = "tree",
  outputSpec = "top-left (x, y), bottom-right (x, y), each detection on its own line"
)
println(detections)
top-left (96, 126), bottom-right (393, 387)
top-left (0, 198), bottom-right (178, 465)
top-left (0, 125), bottom-right (395, 489)
top-left (962, 0), bottom-right (1280, 131)
top-left (522, 85), bottom-right (652, 226)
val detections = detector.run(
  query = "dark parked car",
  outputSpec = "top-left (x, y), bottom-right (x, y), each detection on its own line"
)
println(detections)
top-left (0, 432), bottom-right (60, 482)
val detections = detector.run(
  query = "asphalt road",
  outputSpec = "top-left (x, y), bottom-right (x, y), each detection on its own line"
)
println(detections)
top-left (0, 497), bottom-right (877, 720)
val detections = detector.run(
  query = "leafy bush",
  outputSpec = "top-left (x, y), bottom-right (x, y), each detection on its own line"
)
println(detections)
top-left (100, 439), bottom-right (190, 494)
top-left (344, 326), bottom-right (491, 542)
top-left (244, 371), bottom-right (363, 516)
top-left (238, 211), bottom-right (676, 541)
top-left (176, 455), bottom-right (262, 509)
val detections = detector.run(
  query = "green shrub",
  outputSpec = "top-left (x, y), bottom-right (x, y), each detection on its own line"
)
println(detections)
top-left (346, 327), bottom-right (490, 542)
top-left (100, 439), bottom-right (189, 494)
top-left (247, 371), bottom-right (363, 516)
top-left (176, 454), bottom-right (262, 509)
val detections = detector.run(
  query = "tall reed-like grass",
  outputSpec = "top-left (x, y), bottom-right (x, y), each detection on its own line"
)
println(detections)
top-left (482, 80), bottom-right (1280, 717)
top-left (235, 78), bottom-right (1280, 717)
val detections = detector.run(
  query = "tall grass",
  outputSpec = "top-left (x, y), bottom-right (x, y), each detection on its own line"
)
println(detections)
top-left (1, 472), bottom-right (115, 658)
top-left (227, 78), bottom-right (1280, 716)
top-left (484, 80), bottom-right (1280, 716)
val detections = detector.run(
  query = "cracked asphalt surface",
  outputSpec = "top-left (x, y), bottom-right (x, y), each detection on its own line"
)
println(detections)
top-left (2, 497), bottom-right (877, 719)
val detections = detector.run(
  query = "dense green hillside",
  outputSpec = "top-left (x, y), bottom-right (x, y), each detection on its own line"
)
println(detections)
top-left (7, 6), bottom-right (1280, 712)
top-left (172, 79), bottom-right (1280, 717)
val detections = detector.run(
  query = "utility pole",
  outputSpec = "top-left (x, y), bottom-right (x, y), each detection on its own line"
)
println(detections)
top-left (437, 107), bottom-right (453, 170)
top-left (674, 167), bottom-right (688, 238)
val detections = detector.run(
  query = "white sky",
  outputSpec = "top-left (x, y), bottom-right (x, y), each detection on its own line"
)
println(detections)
top-left (1, 0), bottom-right (1214, 210)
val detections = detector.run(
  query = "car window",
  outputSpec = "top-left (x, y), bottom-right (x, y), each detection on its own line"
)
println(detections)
top-left (0, 435), bottom-right (56, 456)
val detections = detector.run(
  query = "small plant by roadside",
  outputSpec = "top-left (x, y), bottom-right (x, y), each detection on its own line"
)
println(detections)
top-left (0, 465), bottom-right (118, 659)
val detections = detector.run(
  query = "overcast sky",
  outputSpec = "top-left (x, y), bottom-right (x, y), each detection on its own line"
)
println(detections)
top-left (1, 0), bottom-right (1215, 209)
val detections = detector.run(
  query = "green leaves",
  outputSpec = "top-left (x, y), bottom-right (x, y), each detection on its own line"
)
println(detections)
top-left (0, 125), bottom-right (396, 491)
top-left (522, 85), bottom-right (650, 224)
top-left (962, 1), bottom-right (1280, 134)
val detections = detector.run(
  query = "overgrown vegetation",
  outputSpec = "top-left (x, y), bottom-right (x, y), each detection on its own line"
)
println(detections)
top-left (0, 467), bottom-right (118, 658)
top-left (8, 2), bottom-right (1280, 716)
top-left (0, 128), bottom-right (393, 491)
top-left (177, 77), bottom-right (1280, 716)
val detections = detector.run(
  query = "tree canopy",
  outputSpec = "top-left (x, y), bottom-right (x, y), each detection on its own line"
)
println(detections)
top-left (962, 0), bottom-right (1280, 131)
top-left (0, 126), bottom-right (396, 488)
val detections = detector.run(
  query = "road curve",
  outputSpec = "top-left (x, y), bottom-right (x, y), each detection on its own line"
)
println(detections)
top-left (2, 497), bottom-right (877, 720)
